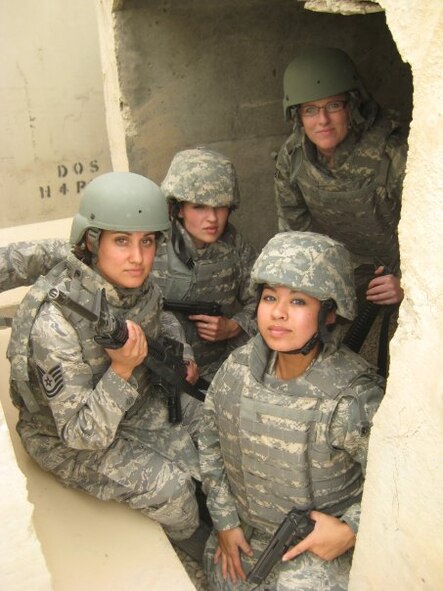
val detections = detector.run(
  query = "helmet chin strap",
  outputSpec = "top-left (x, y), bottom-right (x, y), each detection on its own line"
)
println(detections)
top-left (86, 228), bottom-right (101, 254)
top-left (171, 219), bottom-right (195, 269)
top-left (84, 227), bottom-right (101, 265)
top-left (284, 331), bottom-right (320, 356)
top-left (283, 298), bottom-right (336, 356)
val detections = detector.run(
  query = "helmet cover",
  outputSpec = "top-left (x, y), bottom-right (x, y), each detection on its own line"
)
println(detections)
top-left (161, 148), bottom-right (240, 209)
top-left (252, 231), bottom-right (357, 320)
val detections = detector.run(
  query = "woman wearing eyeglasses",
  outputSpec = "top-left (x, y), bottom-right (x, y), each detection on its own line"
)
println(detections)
top-left (274, 47), bottom-right (408, 313)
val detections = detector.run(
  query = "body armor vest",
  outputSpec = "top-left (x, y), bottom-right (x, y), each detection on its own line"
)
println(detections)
top-left (152, 223), bottom-right (243, 376)
top-left (8, 261), bottom-right (67, 413)
top-left (214, 335), bottom-right (373, 534)
top-left (290, 117), bottom-right (401, 269)
top-left (8, 255), bottom-right (161, 414)
top-left (8, 254), bottom-right (200, 478)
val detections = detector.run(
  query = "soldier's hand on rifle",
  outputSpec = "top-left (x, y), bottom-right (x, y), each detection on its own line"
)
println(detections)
top-left (282, 511), bottom-right (355, 563)
top-left (366, 266), bottom-right (404, 306)
top-left (105, 320), bottom-right (148, 381)
top-left (214, 526), bottom-right (253, 583)
top-left (189, 314), bottom-right (243, 342)
top-left (184, 359), bottom-right (199, 385)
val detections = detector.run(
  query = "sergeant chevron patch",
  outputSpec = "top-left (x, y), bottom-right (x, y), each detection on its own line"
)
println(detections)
top-left (36, 364), bottom-right (64, 398)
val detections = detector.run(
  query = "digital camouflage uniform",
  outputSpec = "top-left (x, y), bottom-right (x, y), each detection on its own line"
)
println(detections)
top-left (198, 232), bottom-right (385, 590)
top-left (0, 239), bottom-right (68, 293)
top-left (8, 251), bottom-right (200, 540)
top-left (0, 229), bottom-right (256, 371)
top-left (275, 48), bottom-right (408, 307)
top-left (0, 238), bottom-right (194, 361)
top-left (153, 222), bottom-right (256, 381)
top-left (157, 148), bottom-right (257, 381)
top-left (274, 106), bottom-right (408, 303)
top-left (6, 171), bottom-right (201, 541)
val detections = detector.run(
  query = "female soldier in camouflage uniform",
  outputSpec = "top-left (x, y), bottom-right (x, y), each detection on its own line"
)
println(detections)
top-left (1, 148), bottom-right (257, 386)
top-left (274, 47), bottom-right (408, 309)
top-left (7, 172), bottom-right (201, 542)
top-left (199, 231), bottom-right (385, 590)
top-left (155, 147), bottom-right (257, 383)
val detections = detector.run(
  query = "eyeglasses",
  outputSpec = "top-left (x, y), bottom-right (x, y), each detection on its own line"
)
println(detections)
top-left (297, 100), bottom-right (348, 118)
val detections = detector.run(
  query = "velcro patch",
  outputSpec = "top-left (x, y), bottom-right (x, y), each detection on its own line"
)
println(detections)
top-left (36, 364), bottom-right (64, 398)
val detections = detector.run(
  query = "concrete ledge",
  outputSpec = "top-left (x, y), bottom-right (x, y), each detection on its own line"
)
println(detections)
top-left (1, 326), bottom-right (196, 591)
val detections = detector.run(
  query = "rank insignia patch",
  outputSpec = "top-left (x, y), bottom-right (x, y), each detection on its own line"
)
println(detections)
top-left (36, 364), bottom-right (64, 398)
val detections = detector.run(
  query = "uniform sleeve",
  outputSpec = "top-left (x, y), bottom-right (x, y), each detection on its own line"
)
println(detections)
top-left (230, 231), bottom-right (257, 337)
top-left (30, 303), bottom-right (140, 450)
top-left (377, 126), bottom-right (408, 273)
top-left (274, 137), bottom-right (312, 232)
top-left (0, 239), bottom-right (69, 292)
top-left (198, 361), bottom-right (241, 531)
top-left (385, 132), bottom-right (408, 225)
top-left (328, 373), bottom-right (385, 533)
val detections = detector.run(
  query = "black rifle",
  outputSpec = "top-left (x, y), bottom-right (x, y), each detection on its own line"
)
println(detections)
top-left (48, 287), bottom-right (207, 423)
top-left (163, 299), bottom-right (222, 317)
top-left (247, 508), bottom-right (314, 586)
top-left (342, 266), bottom-right (397, 377)
top-left (342, 300), bottom-right (381, 354)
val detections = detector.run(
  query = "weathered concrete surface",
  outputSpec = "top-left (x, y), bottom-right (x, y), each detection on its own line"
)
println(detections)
top-left (301, 0), bottom-right (383, 15)
top-left (107, 0), bottom-right (411, 251)
top-left (0, 405), bottom-right (52, 590)
top-left (349, 2), bottom-right (443, 589)
top-left (0, 1), bottom-right (112, 230)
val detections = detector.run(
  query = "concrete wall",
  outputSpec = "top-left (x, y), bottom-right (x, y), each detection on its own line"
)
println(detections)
top-left (349, 2), bottom-right (443, 589)
top-left (0, 1), bottom-right (111, 229)
top-left (0, 394), bottom-right (52, 590)
top-left (103, 0), bottom-right (412, 251)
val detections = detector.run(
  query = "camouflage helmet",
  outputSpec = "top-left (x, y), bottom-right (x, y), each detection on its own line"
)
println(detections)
top-left (70, 171), bottom-right (169, 245)
top-left (283, 47), bottom-right (366, 120)
top-left (251, 231), bottom-right (356, 320)
top-left (161, 148), bottom-right (240, 210)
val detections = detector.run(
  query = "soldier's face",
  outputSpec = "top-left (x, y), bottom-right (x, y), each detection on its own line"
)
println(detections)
top-left (94, 231), bottom-right (156, 288)
top-left (178, 203), bottom-right (230, 248)
top-left (299, 93), bottom-right (351, 160)
top-left (257, 285), bottom-right (322, 353)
